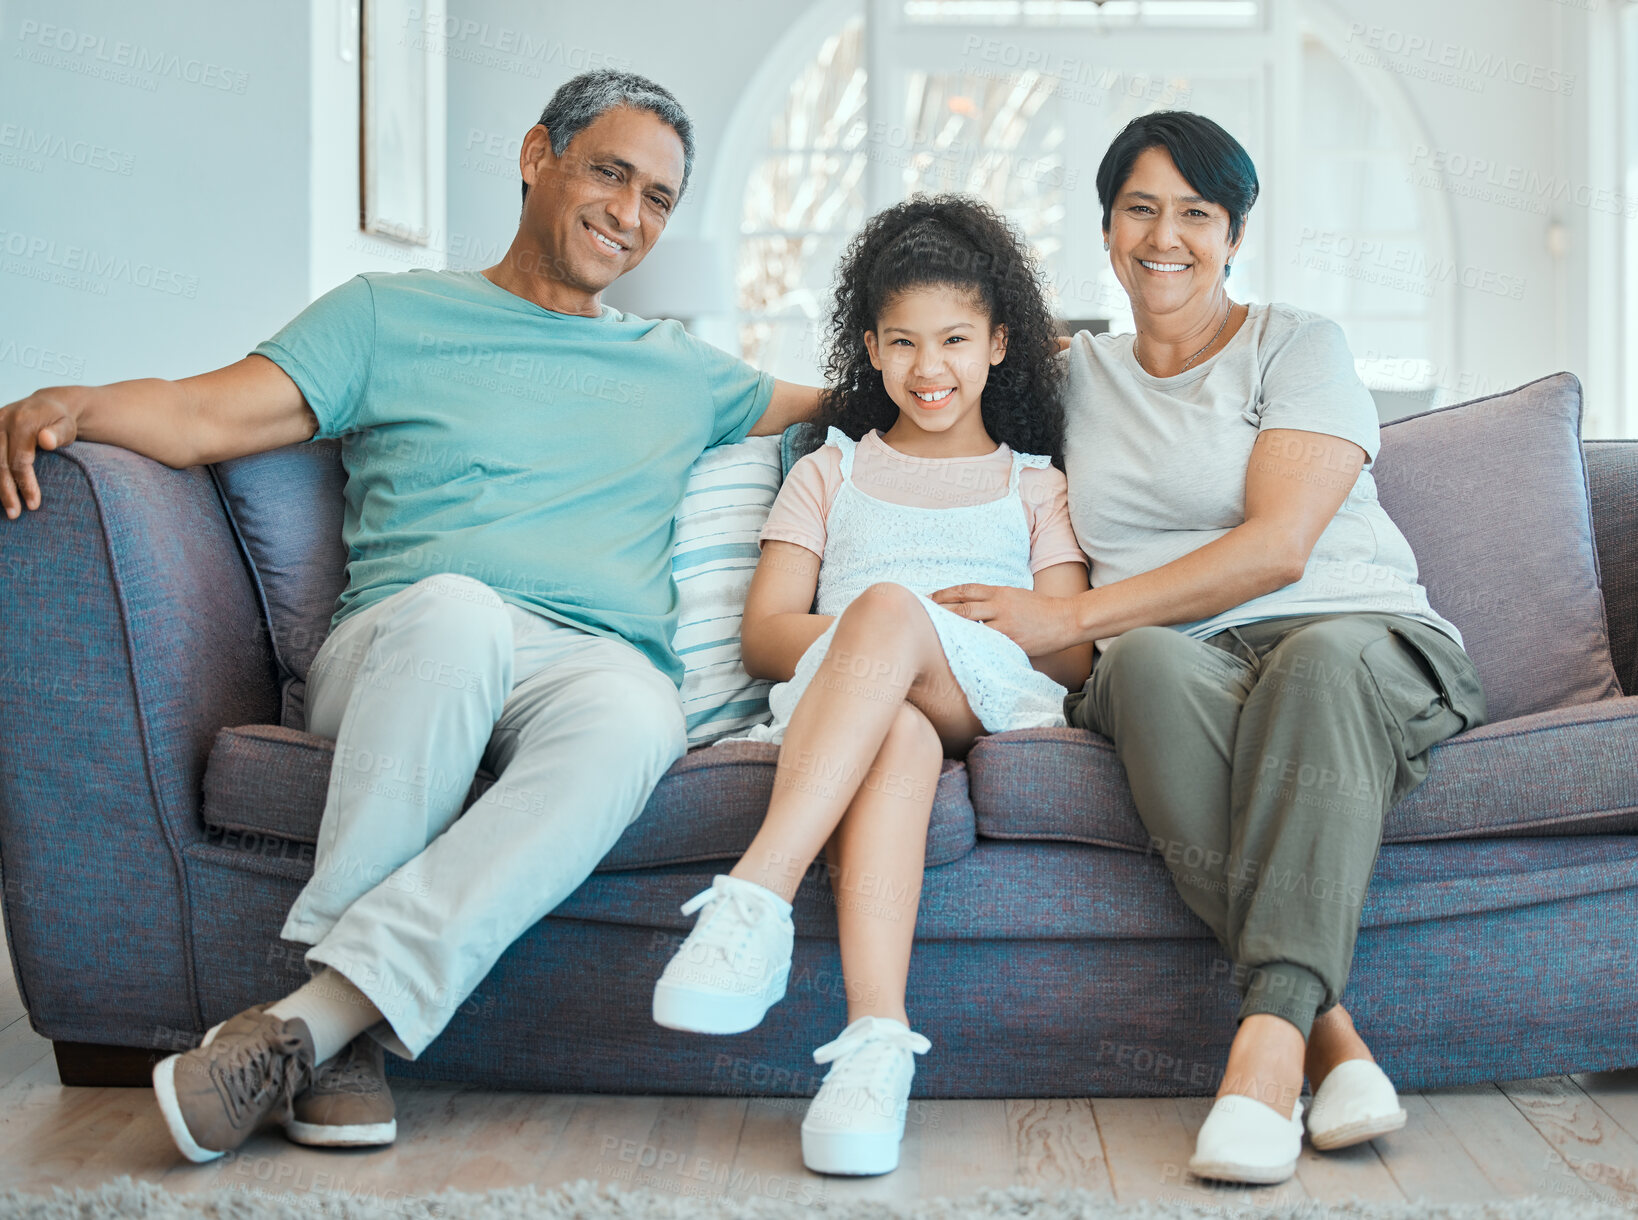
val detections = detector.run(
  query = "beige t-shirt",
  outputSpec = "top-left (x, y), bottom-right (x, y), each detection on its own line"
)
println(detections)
top-left (759, 428), bottom-right (1088, 574)
top-left (1061, 302), bottom-right (1461, 649)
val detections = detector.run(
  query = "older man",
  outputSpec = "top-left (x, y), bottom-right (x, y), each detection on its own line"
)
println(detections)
top-left (0, 69), bottom-right (819, 1160)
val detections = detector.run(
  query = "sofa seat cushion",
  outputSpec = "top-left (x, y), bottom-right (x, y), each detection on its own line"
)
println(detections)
top-left (1387, 696), bottom-right (1638, 839)
top-left (966, 700), bottom-right (1638, 850)
top-left (202, 727), bottom-right (978, 870)
top-left (965, 729), bottom-right (1149, 853)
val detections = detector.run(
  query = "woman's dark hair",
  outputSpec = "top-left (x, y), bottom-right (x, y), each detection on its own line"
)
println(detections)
top-left (1095, 111), bottom-right (1259, 244)
top-left (817, 194), bottom-right (1065, 463)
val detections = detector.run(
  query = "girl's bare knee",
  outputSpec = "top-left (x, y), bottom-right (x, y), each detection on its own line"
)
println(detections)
top-left (831, 588), bottom-right (941, 685)
top-left (884, 702), bottom-right (940, 759)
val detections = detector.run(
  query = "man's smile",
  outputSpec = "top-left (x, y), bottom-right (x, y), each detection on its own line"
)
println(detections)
top-left (583, 220), bottom-right (629, 255)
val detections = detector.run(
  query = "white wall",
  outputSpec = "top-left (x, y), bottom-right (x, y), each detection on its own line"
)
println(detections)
top-left (1553, 0), bottom-right (1631, 439)
top-left (1310, 0), bottom-right (1626, 434)
top-left (0, 1), bottom-right (311, 397)
top-left (0, 0), bottom-right (455, 402)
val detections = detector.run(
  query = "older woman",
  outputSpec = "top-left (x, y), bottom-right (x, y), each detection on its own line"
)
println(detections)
top-left (933, 111), bottom-right (1485, 1185)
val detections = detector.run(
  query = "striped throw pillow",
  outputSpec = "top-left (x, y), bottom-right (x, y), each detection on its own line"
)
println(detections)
top-left (672, 434), bottom-right (784, 745)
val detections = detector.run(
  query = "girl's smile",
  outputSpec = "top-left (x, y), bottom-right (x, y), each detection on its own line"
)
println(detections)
top-left (864, 286), bottom-right (1008, 457)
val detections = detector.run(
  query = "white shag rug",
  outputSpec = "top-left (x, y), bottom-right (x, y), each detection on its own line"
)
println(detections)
top-left (0, 1179), bottom-right (1632, 1220)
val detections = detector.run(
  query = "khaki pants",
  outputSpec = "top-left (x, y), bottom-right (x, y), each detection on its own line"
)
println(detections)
top-left (1066, 613), bottom-right (1485, 1039)
top-left (280, 573), bottom-right (688, 1059)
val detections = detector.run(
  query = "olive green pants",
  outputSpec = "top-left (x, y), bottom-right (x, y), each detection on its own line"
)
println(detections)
top-left (1065, 613), bottom-right (1485, 1039)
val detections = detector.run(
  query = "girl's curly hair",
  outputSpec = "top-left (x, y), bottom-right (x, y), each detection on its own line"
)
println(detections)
top-left (817, 194), bottom-right (1065, 463)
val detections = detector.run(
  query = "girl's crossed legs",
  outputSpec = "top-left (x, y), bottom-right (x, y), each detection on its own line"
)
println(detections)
top-left (734, 581), bottom-right (983, 1023)
top-left (654, 582), bottom-right (985, 1176)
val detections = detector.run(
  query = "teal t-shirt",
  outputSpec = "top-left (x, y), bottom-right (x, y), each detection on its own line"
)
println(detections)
top-left (252, 268), bottom-right (774, 688)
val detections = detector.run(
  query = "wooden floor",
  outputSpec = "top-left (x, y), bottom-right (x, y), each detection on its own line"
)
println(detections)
top-left (0, 943), bottom-right (1635, 1210)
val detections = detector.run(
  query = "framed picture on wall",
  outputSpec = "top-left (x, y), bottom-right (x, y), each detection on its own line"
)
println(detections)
top-left (361, 0), bottom-right (433, 245)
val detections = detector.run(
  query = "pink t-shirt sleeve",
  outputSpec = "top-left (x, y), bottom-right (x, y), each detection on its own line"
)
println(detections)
top-left (757, 445), bottom-right (843, 558)
top-left (1021, 465), bottom-right (1089, 574)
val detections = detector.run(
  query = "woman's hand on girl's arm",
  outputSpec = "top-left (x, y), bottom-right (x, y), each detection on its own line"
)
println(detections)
top-left (928, 570), bottom-right (1088, 672)
top-left (1024, 561), bottom-right (1094, 690)
top-left (739, 540), bottom-right (834, 682)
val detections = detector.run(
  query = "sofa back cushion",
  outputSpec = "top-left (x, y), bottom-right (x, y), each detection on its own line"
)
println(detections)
top-left (1587, 441), bottom-right (1638, 696)
top-left (213, 434), bottom-right (784, 737)
top-left (781, 420), bottom-right (827, 478)
top-left (671, 435), bottom-right (781, 744)
top-left (210, 441), bottom-right (348, 727)
top-left (1373, 373), bottom-right (1622, 723)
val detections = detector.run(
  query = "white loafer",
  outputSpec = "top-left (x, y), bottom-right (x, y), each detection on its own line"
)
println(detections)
top-left (1189, 1093), bottom-right (1305, 1185)
top-left (1307, 1059), bottom-right (1407, 1150)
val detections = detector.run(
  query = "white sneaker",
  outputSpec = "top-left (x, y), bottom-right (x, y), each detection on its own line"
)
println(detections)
top-left (801, 1016), bottom-right (931, 1176)
top-left (652, 874), bottom-right (794, 1034)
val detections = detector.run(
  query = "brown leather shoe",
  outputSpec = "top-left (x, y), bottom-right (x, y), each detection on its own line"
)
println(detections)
top-left (152, 1006), bottom-right (316, 1162)
top-left (286, 1034), bottom-right (397, 1147)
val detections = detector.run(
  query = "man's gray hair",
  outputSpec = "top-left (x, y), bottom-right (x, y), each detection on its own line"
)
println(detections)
top-left (523, 69), bottom-right (695, 205)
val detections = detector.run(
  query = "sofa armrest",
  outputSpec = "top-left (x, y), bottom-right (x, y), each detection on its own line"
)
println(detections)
top-left (0, 442), bottom-right (279, 1042)
top-left (1587, 441), bottom-right (1638, 697)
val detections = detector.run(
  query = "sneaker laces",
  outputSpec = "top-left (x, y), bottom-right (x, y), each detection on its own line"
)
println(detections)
top-left (312, 1041), bottom-right (380, 1096)
top-left (677, 876), bottom-right (785, 969)
top-left (812, 1017), bottom-right (931, 1101)
top-left (214, 1025), bottom-right (314, 1125)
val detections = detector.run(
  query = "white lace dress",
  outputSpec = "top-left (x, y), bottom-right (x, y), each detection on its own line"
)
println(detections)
top-left (732, 427), bottom-right (1069, 744)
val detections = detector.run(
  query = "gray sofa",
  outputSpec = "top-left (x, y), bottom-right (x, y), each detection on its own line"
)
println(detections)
top-left (1, 374), bottom-right (1635, 1095)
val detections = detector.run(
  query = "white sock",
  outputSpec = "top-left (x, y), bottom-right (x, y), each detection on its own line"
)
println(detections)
top-left (267, 968), bottom-right (383, 1064)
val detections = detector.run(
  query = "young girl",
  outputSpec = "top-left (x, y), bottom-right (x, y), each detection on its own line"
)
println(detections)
top-left (652, 196), bottom-right (1092, 1176)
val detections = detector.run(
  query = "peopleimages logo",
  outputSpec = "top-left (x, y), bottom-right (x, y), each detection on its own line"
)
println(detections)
top-left (0, 230), bottom-right (200, 298)
top-left (0, 340), bottom-right (83, 380)
top-left (400, 8), bottom-right (631, 75)
top-left (14, 20), bottom-right (250, 93)
top-left (412, 334), bottom-right (643, 405)
top-left (1344, 22), bottom-right (1576, 95)
top-left (0, 125), bottom-right (135, 174)
top-left (1408, 144), bottom-right (1638, 220)
top-left (960, 34), bottom-right (1192, 106)
top-left (1295, 228), bottom-right (1527, 301)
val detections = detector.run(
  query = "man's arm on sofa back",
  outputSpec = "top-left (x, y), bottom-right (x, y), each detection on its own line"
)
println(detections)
top-left (0, 442), bottom-right (279, 1044)
top-left (0, 354), bottom-right (319, 518)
